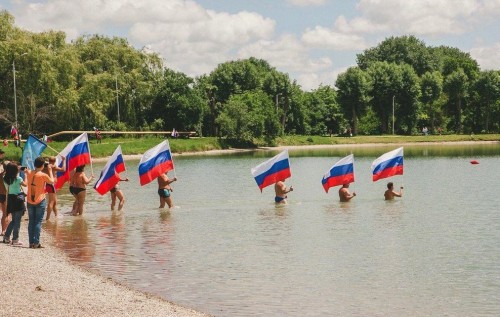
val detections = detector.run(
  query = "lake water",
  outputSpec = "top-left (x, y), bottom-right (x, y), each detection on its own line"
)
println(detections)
top-left (44, 143), bottom-right (500, 316)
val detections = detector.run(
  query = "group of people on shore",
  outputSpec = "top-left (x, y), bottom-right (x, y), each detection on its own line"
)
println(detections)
top-left (0, 151), bottom-right (54, 248)
top-left (274, 179), bottom-right (403, 204)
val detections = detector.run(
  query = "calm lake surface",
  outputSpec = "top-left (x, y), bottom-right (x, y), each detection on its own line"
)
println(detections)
top-left (45, 143), bottom-right (500, 316)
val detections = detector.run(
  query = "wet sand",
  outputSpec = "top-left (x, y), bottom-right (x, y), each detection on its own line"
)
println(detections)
top-left (0, 225), bottom-right (211, 317)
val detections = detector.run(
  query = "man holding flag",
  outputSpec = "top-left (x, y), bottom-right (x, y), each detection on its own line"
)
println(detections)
top-left (371, 147), bottom-right (404, 200)
top-left (251, 150), bottom-right (293, 204)
top-left (94, 146), bottom-right (129, 210)
top-left (138, 140), bottom-right (177, 209)
top-left (321, 154), bottom-right (356, 202)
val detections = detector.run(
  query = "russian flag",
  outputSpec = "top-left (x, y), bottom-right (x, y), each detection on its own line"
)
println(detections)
top-left (371, 147), bottom-right (404, 182)
top-left (251, 150), bottom-right (291, 192)
top-left (138, 140), bottom-right (174, 186)
top-left (55, 133), bottom-right (92, 190)
top-left (94, 146), bottom-right (126, 195)
top-left (321, 154), bottom-right (355, 193)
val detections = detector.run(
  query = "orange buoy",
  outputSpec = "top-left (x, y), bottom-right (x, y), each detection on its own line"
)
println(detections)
top-left (470, 160), bottom-right (479, 164)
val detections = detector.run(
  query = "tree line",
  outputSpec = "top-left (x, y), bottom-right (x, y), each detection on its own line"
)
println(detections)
top-left (0, 11), bottom-right (498, 144)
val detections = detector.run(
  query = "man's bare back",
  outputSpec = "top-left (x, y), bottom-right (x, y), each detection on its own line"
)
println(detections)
top-left (274, 180), bottom-right (293, 204)
top-left (338, 184), bottom-right (356, 202)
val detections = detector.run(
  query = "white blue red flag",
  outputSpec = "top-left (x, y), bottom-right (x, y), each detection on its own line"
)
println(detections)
top-left (251, 150), bottom-right (291, 192)
top-left (21, 134), bottom-right (47, 170)
top-left (94, 145), bottom-right (126, 195)
top-left (321, 154), bottom-right (355, 193)
top-left (371, 147), bottom-right (404, 182)
top-left (138, 140), bottom-right (174, 186)
top-left (55, 133), bottom-right (91, 189)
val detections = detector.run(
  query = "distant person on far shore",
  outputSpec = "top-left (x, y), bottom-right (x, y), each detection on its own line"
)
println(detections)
top-left (110, 177), bottom-right (129, 211)
top-left (339, 183), bottom-right (356, 202)
top-left (274, 179), bottom-right (293, 204)
top-left (157, 173), bottom-right (177, 209)
top-left (384, 182), bottom-right (403, 200)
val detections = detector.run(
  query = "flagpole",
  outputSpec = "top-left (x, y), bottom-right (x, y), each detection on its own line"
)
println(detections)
top-left (85, 132), bottom-right (94, 176)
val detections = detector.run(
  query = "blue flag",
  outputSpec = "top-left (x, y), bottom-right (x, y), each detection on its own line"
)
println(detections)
top-left (21, 134), bottom-right (47, 170)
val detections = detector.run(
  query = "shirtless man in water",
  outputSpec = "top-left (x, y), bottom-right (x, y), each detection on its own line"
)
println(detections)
top-left (157, 173), bottom-right (177, 209)
top-left (339, 183), bottom-right (356, 202)
top-left (384, 182), bottom-right (403, 200)
top-left (274, 180), bottom-right (293, 204)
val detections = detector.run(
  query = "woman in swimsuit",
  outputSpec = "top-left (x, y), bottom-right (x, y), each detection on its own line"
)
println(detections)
top-left (70, 165), bottom-right (93, 216)
top-left (110, 177), bottom-right (129, 211)
top-left (44, 156), bottom-right (66, 220)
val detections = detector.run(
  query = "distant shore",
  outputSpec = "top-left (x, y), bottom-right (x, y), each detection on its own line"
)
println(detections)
top-left (91, 140), bottom-right (499, 163)
top-left (0, 226), bottom-right (211, 317)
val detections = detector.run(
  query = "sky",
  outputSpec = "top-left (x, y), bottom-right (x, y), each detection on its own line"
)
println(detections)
top-left (2, 0), bottom-right (499, 91)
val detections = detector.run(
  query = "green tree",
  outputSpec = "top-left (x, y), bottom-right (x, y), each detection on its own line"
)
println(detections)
top-left (216, 90), bottom-right (280, 143)
top-left (470, 70), bottom-right (500, 132)
top-left (420, 71), bottom-right (443, 133)
top-left (444, 69), bottom-right (469, 133)
top-left (336, 67), bottom-right (370, 135)
top-left (357, 35), bottom-right (438, 76)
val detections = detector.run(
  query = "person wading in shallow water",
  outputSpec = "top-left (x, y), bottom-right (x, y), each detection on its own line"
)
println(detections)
top-left (110, 177), bottom-right (129, 211)
top-left (69, 165), bottom-right (94, 216)
top-left (274, 179), bottom-right (293, 204)
top-left (384, 182), bottom-right (403, 200)
top-left (338, 183), bottom-right (356, 202)
top-left (157, 173), bottom-right (177, 209)
top-left (44, 156), bottom-right (66, 220)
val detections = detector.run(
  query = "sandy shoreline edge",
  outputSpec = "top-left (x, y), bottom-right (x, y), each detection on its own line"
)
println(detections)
top-left (0, 226), bottom-right (212, 317)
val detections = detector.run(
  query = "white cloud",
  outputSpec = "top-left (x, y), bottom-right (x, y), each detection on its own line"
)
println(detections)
top-left (302, 26), bottom-right (368, 50)
top-left (287, 0), bottom-right (326, 7)
top-left (469, 42), bottom-right (500, 70)
top-left (351, 0), bottom-right (500, 36)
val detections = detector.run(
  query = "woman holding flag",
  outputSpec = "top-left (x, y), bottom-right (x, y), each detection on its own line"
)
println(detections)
top-left (44, 156), bottom-right (66, 220)
top-left (110, 177), bottom-right (129, 211)
top-left (70, 165), bottom-right (94, 216)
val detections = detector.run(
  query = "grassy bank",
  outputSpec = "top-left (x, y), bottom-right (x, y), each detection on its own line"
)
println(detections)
top-left (3, 134), bottom-right (499, 160)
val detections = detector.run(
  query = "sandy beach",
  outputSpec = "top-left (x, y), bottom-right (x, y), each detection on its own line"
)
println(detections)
top-left (0, 225), bottom-right (211, 317)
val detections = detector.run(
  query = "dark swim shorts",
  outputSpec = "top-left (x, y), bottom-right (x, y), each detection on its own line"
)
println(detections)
top-left (275, 196), bottom-right (286, 203)
top-left (158, 188), bottom-right (171, 198)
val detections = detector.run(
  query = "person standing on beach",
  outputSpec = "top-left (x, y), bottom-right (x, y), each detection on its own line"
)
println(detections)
top-left (384, 182), bottom-right (403, 200)
top-left (157, 173), bottom-right (177, 209)
top-left (26, 157), bottom-right (54, 248)
top-left (44, 156), bottom-right (66, 220)
top-left (274, 180), bottom-right (293, 204)
top-left (2, 162), bottom-right (27, 246)
top-left (0, 150), bottom-right (9, 236)
top-left (69, 165), bottom-right (94, 216)
top-left (110, 177), bottom-right (129, 211)
top-left (339, 183), bottom-right (356, 202)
